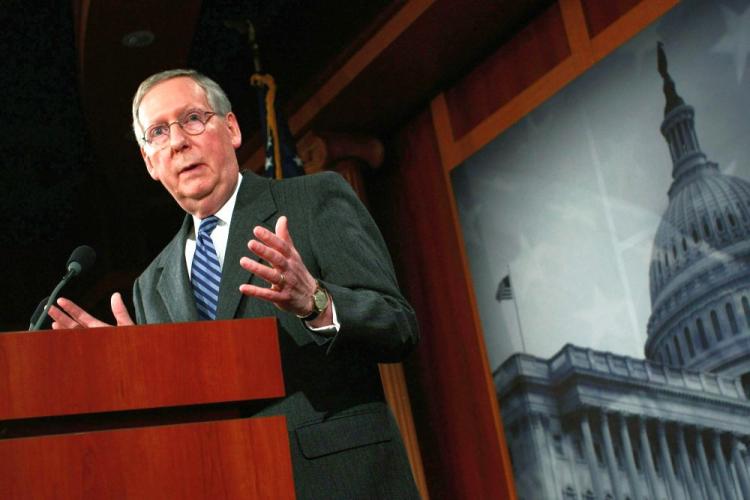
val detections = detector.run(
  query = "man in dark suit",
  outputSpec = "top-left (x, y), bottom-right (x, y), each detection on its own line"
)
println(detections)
top-left (49, 69), bottom-right (420, 499)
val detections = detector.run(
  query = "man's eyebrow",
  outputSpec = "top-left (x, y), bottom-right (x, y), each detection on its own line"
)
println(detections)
top-left (180, 107), bottom-right (208, 115)
top-left (143, 105), bottom-right (205, 126)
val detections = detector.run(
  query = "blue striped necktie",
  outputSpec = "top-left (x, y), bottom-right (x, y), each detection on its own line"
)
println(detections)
top-left (191, 215), bottom-right (222, 320)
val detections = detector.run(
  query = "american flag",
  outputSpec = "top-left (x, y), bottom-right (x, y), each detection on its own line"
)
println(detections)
top-left (496, 274), bottom-right (513, 301)
top-left (251, 73), bottom-right (305, 179)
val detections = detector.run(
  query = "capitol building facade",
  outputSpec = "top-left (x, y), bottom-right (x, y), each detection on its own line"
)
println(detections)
top-left (495, 45), bottom-right (750, 500)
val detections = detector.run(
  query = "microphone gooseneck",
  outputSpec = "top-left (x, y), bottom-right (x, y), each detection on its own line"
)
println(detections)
top-left (28, 296), bottom-right (50, 330)
top-left (29, 245), bottom-right (97, 331)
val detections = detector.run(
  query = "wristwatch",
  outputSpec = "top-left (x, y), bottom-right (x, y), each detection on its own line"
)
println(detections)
top-left (298, 281), bottom-right (329, 322)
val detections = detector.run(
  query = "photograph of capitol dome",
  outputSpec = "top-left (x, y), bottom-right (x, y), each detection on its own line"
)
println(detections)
top-left (451, 0), bottom-right (750, 498)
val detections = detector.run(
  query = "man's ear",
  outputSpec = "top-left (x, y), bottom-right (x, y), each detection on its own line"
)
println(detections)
top-left (141, 147), bottom-right (159, 180)
top-left (225, 112), bottom-right (242, 149)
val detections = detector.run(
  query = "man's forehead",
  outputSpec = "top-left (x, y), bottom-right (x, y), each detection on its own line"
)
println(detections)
top-left (139, 77), bottom-right (209, 123)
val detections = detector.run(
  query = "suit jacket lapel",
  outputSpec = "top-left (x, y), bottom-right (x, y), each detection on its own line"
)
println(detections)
top-left (215, 174), bottom-right (278, 319)
top-left (156, 215), bottom-right (200, 322)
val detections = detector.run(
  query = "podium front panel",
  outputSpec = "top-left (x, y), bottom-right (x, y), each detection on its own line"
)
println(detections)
top-left (0, 416), bottom-right (295, 499)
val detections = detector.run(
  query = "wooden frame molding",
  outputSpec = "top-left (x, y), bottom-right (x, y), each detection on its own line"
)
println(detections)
top-left (435, 0), bottom-right (678, 173)
top-left (288, 0), bottom-right (436, 135)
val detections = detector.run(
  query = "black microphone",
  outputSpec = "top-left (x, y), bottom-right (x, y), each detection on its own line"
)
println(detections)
top-left (29, 245), bottom-right (96, 331)
top-left (66, 245), bottom-right (96, 277)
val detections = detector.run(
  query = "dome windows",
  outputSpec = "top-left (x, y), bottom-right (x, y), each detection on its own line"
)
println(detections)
top-left (711, 310), bottom-right (723, 341)
top-left (742, 296), bottom-right (750, 328)
top-left (684, 327), bottom-right (695, 358)
top-left (697, 319), bottom-right (709, 349)
top-left (727, 303), bottom-right (739, 336)
top-left (673, 336), bottom-right (684, 365)
top-left (663, 347), bottom-right (673, 366)
top-left (660, 300), bottom-right (747, 369)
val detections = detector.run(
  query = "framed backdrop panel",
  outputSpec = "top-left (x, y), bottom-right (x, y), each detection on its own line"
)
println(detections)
top-left (448, 0), bottom-right (750, 499)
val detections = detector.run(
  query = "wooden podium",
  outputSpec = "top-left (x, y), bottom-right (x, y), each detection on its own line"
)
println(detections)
top-left (0, 318), bottom-right (295, 499)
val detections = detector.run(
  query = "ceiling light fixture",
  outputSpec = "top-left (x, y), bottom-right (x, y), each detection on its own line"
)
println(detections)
top-left (121, 30), bottom-right (155, 48)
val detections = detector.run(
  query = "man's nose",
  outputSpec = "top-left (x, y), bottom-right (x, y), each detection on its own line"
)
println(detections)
top-left (169, 123), bottom-right (190, 150)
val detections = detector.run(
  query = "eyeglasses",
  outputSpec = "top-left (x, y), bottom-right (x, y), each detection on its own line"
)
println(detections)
top-left (142, 109), bottom-right (217, 148)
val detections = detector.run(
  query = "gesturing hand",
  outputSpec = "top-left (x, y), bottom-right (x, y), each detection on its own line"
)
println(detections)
top-left (239, 216), bottom-right (318, 317)
top-left (48, 293), bottom-right (134, 329)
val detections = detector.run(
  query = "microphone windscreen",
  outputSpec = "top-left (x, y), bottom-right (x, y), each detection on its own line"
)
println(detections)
top-left (66, 245), bottom-right (96, 276)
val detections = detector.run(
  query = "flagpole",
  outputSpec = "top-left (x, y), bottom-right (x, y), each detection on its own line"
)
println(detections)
top-left (508, 265), bottom-right (527, 354)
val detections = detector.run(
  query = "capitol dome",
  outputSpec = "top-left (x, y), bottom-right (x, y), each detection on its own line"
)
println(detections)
top-left (646, 44), bottom-right (750, 392)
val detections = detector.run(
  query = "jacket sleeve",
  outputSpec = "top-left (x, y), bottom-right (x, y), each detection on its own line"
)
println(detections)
top-left (291, 172), bottom-right (419, 362)
top-left (132, 277), bottom-right (146, 325)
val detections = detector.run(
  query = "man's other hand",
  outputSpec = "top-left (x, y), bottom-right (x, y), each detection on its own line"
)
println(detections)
top-left (48, 293), bottom-right (134, 329)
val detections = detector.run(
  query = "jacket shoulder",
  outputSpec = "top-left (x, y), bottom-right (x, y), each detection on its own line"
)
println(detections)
top-left (136, 223), bottom-right (187, 284)
top-left (269, 171), bottom-right (355, 201)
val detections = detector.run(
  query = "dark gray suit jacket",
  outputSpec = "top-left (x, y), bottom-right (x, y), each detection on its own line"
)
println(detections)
top-left (132, 171), bottom-right (420, 499)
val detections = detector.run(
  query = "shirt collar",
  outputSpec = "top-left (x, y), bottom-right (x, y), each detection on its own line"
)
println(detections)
top-left (191, 172), bottom-right (243, 237)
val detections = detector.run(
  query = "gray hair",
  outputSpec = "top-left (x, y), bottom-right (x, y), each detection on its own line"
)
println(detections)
top-left (131, 69), bottom-right (232, 146)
